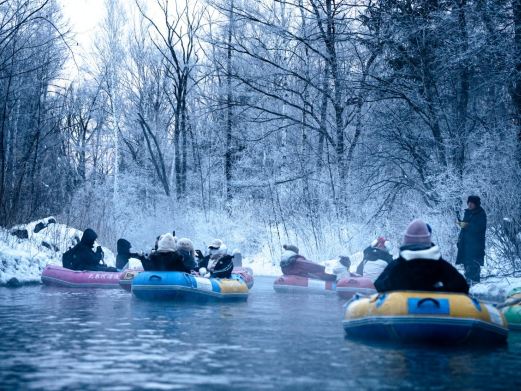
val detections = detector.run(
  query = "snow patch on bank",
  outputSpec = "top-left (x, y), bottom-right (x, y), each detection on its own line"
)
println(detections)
top-left (0, 217), bottom-right (115, 286)
top-left (470, 277), bottom-right (521, 301)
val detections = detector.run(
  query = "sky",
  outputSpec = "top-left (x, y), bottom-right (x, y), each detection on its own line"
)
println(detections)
top-left (59, 0), bottom-right (106, 79)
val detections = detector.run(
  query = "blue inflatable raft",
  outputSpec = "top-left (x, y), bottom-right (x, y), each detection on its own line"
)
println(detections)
top-left (131, 271), bottom-right (249, 301)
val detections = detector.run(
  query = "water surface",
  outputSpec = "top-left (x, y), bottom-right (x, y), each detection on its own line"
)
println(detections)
top-left (0, 277), bottom-right (519, 390)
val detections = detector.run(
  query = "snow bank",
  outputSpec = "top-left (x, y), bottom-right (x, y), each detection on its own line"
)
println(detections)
top-left (470, 276), bottom-right (521, 302)
top-left (0, 217), bottom-right (115, 286)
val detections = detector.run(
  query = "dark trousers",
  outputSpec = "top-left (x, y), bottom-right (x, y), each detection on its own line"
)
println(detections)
top-left (463, 261), bottom-right (481, 284)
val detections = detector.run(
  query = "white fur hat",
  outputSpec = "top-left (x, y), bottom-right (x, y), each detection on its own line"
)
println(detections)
top-left (177, 237), bottom-right (194, 252)
top-left (208, 239), bottom-right (224, 249)
top-left (157, 233), bottom-right (177, 253)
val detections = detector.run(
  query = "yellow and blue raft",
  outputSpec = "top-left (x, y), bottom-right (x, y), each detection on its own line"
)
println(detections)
top-left (343, 291), bottom-right (508, 344)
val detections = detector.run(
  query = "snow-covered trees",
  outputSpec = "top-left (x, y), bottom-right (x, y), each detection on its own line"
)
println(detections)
top-left (1, 0), bottom-right (521, 272)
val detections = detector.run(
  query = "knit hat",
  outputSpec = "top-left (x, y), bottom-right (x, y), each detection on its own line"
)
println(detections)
top-left (177, 238), bottom-right (194, 252)
top-left (208, 239), bottom-right (224, 250)
top-left (467, 195), bottom-right (481, 207)
top-left (402, 219), bottom-right (431, 246)
top-left (157, 233), bottom-right (177, 253)
top-left (283, 244), bottom-right (299, 254)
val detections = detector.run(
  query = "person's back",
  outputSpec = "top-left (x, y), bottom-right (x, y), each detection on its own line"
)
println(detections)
top-left (146, 233), bottom-right (193, 273)
top-left (176, 238), bottom-right (198, 272)
top-left (116, 238), bottom-right (132, 270)
top-left (375, 220), bottom-right (469, 294)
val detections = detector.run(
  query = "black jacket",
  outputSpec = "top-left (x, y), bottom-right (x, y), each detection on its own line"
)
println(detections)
top-left (142, 251), bottom-right (195, 273)
top-left (116, 238), bottom-right (132, 270)
top-left (356, 246), bottom-right (393, 275)
top-left (374, 246), bottom-right (469, 294)
top-left (456, 207), bottom-right (487, 266)
top-left (65, 228), bottom-right (104, 271)
top-left (209, 254), bottom-right (234, 279)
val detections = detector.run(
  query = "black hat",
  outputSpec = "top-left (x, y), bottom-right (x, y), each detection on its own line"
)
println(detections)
top-left (467, 195), bottom-right (481, 206)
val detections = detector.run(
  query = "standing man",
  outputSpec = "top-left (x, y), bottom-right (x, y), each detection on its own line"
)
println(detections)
top-left (456, 195), bottom-right (487, 284)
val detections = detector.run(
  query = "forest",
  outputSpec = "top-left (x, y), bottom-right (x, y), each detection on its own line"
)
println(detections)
top-left (1, 0), bottom-right (520, 274)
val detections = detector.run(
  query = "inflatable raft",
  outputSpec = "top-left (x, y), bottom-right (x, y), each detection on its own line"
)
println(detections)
top-left (131, 271), bottom-right (249, 301)
top-left (343, 291), bottom-right (508, 344)
top-left (273, 275), bottom-right (336, 294)
top-left (232, 267), bottom-right (254, 289)
top-left (41, 264), bottom-right (122, 288)
top-left (336, 276), bottom-right (376, 299)
top-left (120, 267), bottom-right (254, 292)
top-left (502, 287), bottom-right (521, 331)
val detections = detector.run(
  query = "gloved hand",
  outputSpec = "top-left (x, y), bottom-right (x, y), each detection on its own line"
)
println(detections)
top-left (195, 249), bottom-right (203, 259)
top-left (457, 221), bottom-right (468, 229)
top-left (95, 246), bottom-right (103, 254)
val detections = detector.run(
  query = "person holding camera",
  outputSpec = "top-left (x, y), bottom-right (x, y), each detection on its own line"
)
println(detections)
top-left (62, 228), bottom-right (116, 272)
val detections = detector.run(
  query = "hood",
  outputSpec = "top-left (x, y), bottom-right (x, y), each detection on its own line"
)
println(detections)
top-left (117, 238), bottom-right (131, 254)
top-left (157, 233), bottom-right (177, 253)
top-left (399, 244), bottom-right (441, 261)
top-left (80, 228), bottom-right (97, 247)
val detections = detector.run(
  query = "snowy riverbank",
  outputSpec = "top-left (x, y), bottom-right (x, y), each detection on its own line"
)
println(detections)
top-left (1, 217), bottom-right (520, 300)
top-left (0, 217), bottom-right (115, 286)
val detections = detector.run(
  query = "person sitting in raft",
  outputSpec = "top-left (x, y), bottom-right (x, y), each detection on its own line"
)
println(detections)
top-left (374, 219), bottom-right (469, 294)
top-left (197, 239), bottom-right (234, 279)
top-left (143, 233), bottom-right (196, 273)
top-left (206, 253), bottom-right (234, 279)
top-left (195, 238), bottom-right (226, 269)
top-left (280, 244), bottom-right (337, 281)
top-left (62, 228), bottom-right (117, 272)
top-left (176, 238), bottom-right (199, 272)
top-left (116, 238), bottom-right (146, 271)
top-left (356, 237), bottom-right (393, 281)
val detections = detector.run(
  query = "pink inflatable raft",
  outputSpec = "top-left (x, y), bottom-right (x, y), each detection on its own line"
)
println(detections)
top-left (273, 275), bottom-right (336, 294)
top-left (119, 266), bottom-right (255, 292)
top-left (41, 264), bottom-right (123, 288)
top-left (336, 275), bottom-right (376, 299)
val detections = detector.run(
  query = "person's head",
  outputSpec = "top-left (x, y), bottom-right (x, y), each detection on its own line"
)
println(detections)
top-left (117, 238), bottom-right (131, 254)
top-left (467, 195), bottom-right (481, 210)
top-left (402, 219), bottom-right (432, 249)
top-left (208, 238), bottom-right (227, 255)
top-left (177, 237), bottom-right (195, 255)
top-left (80, 228), bottom-right (97, 248)
top-left (157, 233), bottom-right (177, 253)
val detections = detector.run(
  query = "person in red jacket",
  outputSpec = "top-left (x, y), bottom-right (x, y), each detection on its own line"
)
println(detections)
top-left (375, 219), bottom-right (469, 294)
top-left (280, 244), bottom-right (336, 281)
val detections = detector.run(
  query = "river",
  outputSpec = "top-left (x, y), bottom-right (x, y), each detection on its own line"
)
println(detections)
top-left (0, 276), bottom-right (519, 390)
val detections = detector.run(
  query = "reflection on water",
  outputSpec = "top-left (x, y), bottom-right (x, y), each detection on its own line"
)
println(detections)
top-left (0, 277), bottom-right (520, 390)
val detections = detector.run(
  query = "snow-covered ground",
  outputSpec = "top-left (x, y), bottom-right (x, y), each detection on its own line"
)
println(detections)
top-left (469, 277), bottom-right (521, 301)
top-left (0, 217), bottom-right (115, 286)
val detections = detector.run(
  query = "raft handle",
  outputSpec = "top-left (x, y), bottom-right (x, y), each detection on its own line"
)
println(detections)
top-left (417, 298), bottom-right (440, 308)
top-left (149, 275), bottom-right (162, 281)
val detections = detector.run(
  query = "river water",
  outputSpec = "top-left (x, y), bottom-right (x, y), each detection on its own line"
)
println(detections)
top-left (0, 276), bottom-right (520, 390)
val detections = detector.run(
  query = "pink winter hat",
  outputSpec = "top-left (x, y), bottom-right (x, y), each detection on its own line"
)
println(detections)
top-left (402, 219), bottom-right (431, 246)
